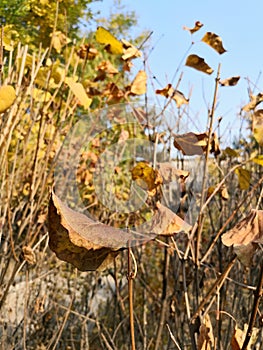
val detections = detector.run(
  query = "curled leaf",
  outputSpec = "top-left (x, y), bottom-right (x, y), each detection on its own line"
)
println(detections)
top-left (22, 246), bottom-right (36, 265)
top-left (220, 76), bottom-right (240, 86)
top-left (130, 70), bottom-right (147, 95)
top-left (202, 32), bottom-right (227, 54)
top-left (0, 85), bottom-right (16, 113)
top-left (48, 192), bottom-right (148, 271)
top-left (65, 77), bottom-right (92, 109)
top-left (121, 39), bottom-right (142, 60)
top-left (231, 324), bottom-right (259, 350)
top-left (242, 93), bottom-right (263, 112)
top-left (95, 27), bottom-right (123, 55)
top-left (183, 21), bottom-right (203, 34)
top-left (157, 162), bottom-right (190, 183)
top-left (156, 84), bottom-right (189, 107)
top-left (173, 132), bottom-right (220, 156)
top-left (185, 54), bottom-right (214, 74)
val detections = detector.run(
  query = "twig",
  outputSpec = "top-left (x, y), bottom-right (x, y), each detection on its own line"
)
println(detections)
top-left (127, 244), bottom-right (136, 350)
top-left (166, 324), bottom-right (182, 350)
top-left (241, 260), bottom-right (263, 350)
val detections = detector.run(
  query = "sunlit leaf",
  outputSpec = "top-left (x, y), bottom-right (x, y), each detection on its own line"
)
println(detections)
top-left (252, 155), bottom-right (263, 166)
top-left (156, 84), bottom-right (189, 107)
top-left (0, 85), bottom-right (16, 113)
top-left (51, 31), bottom-right (71, 53)
top-left (235, 168), bottom-right (250, 190)
top-left (183, 21), bottom-right (203, 34)
top-left (242, 93), bottom-right (263, 111)
top-left (185, 54), bottom-right (214, 74)
top-left (220, 76), bottom-right (240, 86)
top-left (253, 109), bottom-right (263, 145)
top-left (65, 77), bottom-right (92, 109)
top-left (202, 32), bottom-right (227, 54)
top-left (97, 60), bottom-right (119, 74)
top-left (130, 70), bottom-right (147, 95)
top-left (150, 202), bottom-right (192, 236)
top-left (157, 162), bottom-right (190, 183)
top-left (95, 26), bottom-right (123, 55)
top-left (121, 39), bottom-right (142, 60)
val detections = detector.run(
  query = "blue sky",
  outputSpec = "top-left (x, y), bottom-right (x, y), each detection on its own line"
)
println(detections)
top-left (89, 0), bottom-right (263, 144)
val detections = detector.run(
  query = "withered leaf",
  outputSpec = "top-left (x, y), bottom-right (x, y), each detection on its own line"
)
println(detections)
top-left (231, 324), bottom-right (259, 350)
top-left (202, 32), bottom-right (227, 54)
top-left (183, 21), bottom-right (203, 34)
top-left (185, 54), bottom-right (214, 75)
top-left (150, 202), bottom-right (192, 236)
top-left (48, 192), bottom-right (148, 271)
top-left (22, 246), bottom-right (36, 265)
top-left (220, 76), bottom-right (240, 87)
top-left (121, 39), bottom-right (142, 60)
top-left (242, 93), bottom-right (263, 112)
top-left (173, 132), bottom-right (220, 156)
top-left (253, 109), bottom-right (263, 145)
top-left (130, 70), bottom-right (147, 95)
top-left (157, 162), bottom-right (190, 183)
top-left (156, 84), bottom-right (189, 107)
top-left (97, 60), bottom-right (119, 74)
top-left (222, 210), bottom-right (263, 266)
top-left (197, 314), bottom-right (214, 350)
top-left (223, 147), bottom-right (239, 158)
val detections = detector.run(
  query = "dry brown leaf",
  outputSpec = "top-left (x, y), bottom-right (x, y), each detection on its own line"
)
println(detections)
top-left (77, 44), bottom-right (98, 60)
top-left (183, 21), bottom-right (203, 34)
top-left (197, 314), bottom-right (214, 350)
top-left (220, 76), bottom-right (240, 86)
top-left (222, 210), bottom-right (263, 247)
top-left (156, 84), bottom-right (189, 107)
top-left (231, 324), bottom-right (259, 350)
top-left (97, 60), bottom-right (119, 74)
top-left (202, 32), bottom-right (227, 54)
top-left (150, 202), bottom-right (192, 236)
top-left (22, 246), bottom-right (36, 265)
top-left (222, 210), bottom-right (263, 266)
top-left (130, 70), bottom-right (147, 95)
top-left (103, 82), bottom-right (124, 104)
top-left (185, 54), bottom-right (214, 75)
top-left (253, 109), bottom-right (263, 145)
top-left (157, 162), bottom-right (189, 183)
top-left (48, 192), bottom-right (148, 271)
top-left (173, 132), bottom-right (220, 156)
top-left (242, 93), bottom-right (263, 112)
top-left (121, 39), bottom-right (142, 60)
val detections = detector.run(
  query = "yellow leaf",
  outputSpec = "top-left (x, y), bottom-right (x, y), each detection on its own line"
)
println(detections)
top-left (252, 155), bottom-right (263, 166)
top-left (130, 70), bottom-right (147, 95)
top-left (95, 27), bottom-right (123, 55)
top-left (65, 77), bottom-right (92, 109)
top-left (185, 54), bottom-right (214, 74)
top-left (253, 109), bottom-right (263, 145)
top-left (202, 32), bottom-right (227, 54)
top-left (131, 162), bottom-right (162, 191)
top-left (224, 147), bottom-right (239, 157)
top-left (0, 85), bottom-right (16, 113)
top-left (183, 21), bottom-right (203, 34)
top-left (32, 88), bottom-right (51, 102)
top-left (235, 168), bottom-right (250, 190)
